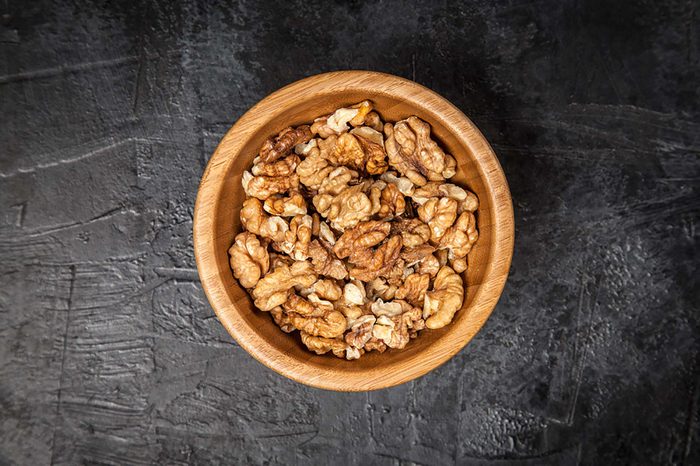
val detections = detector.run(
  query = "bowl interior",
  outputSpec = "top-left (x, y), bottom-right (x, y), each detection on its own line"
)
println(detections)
top-left (197, 73), bottom-right (511, 390)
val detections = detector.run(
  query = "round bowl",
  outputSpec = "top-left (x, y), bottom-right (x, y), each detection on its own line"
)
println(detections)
top-left (193, 71), bottom-right (514, 391)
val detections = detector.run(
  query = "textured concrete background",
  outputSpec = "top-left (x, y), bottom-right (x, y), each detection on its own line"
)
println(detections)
top-left (1, 0), bottom-right (699, 464)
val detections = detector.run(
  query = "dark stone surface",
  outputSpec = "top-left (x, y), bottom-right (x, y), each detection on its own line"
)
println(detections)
top-left (1, 0), bottom-right (698, 464)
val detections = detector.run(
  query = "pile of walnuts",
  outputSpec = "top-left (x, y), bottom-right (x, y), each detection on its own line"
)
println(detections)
top-left (229, 101), bottom-right (479, 360)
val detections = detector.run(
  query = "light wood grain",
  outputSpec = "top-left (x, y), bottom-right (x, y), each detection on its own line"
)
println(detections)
top-left (193, 71), bottom-right (514, 391)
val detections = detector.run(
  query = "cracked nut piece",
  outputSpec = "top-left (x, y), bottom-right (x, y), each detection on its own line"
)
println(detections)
top-left (333, 133), bottom-right (366, 172)
top-left (296, 152), bottom-right (335, 190)
top-left (252, 154), bottom-right (300, 177)
top-left (357, 135), bottom-right (388, 175)
top-left (364, 111), bottom-right (384, 132)
top-left (351, 125), bottom-right (384, 147)
top-left (343, 280), bottom-right (367, 306)
top-left (371, 315), bottom-right (410, 349)
top-left (366, 277), bottom-right (398, 301)
top-left (417, 197), bottom-right (458, 242)
top-left (228, 232), bottom-right (270, 289)
top-left (263, 192), bottom-right (307, 217)
top-left (310, 279), bottom-right (343, 301)
top-left (259, 126), bottom-right (313, 163)
top-left (438, 211), bottom-right (478, 261)
top-left (392, 218), bottom-right (431, 247)
top-left (423, 266), bottom-right (464, 329)
top-left (380, 171), bottom-right (415, 196)
top-left (333, 221), bottom-right (391, 260)
top-left (348, 235), bottom-right (403, 282)
top-left (251, 261), bottom-right (317, 311)
top-left (377, 183), bottom-right (406, 218)
top-left (384, 116), bottom-right (457, 185)
top-left (244, 172), bottom-right (300, 201)
top-left (308, 239), bottom-right (348, 280)
top-left (240, 198), bottom-right (289, 243)
top-left (345, 314), bottom-right (376, 349)
top-left (400, 244), bottom-right (436, 267)
top-left (395, 273), bottom-right (430, 307)
top-left (412, 182), bottom-right (479, 213)
top-left (370, 298), bottom-right (403, 317)
top-left (415, 253), bottom-right (441, 277)
top-left (270, 307), bottom-right (295, 333)
top-left (289, 309), bottom-right (347, 338)
top-left (283, 293), bottom-right (333, 317)
top-left (313, 183), bottom-right (373, 231)
top-left (317, 166), bottom-right (359, 195)
top-left (274, 214), bottom-right (312, 261)
top-left (300, 332), bottom-right (347, 357)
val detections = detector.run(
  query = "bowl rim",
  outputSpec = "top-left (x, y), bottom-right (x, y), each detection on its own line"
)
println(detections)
top-left (194, 70), bottom-right (514, 391)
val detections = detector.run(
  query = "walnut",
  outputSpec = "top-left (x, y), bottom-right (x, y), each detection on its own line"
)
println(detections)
top-left (356, 135), bottom-right (388, 175)
top-left (300, 332), bottom-right (347, 357)
top-left (294, 138), bottom-right (318, 156)
top-left (345, 346), bottom-right (363, 360)
top-left (308, 239), bottom-right (348, 280)
top-left (318, 221), bottom-right (336, 245)
top-left (345, 314), bottom-right (376, 349)
top-left (244, 172), bottom-right (300, 200)
top-left (289, 309), bottom-right (347, 338)
top-left (412, 182), bottom-right (479, 213)
top-left (259, 126), bottom-right (313, 163)
top-left (400, 244), bottom-right (436, 266)
top-left (364, 337), bottom-right (387, 353)
top-left (269, 252), bottom-right (293, 269)
top-left (312, 108), bottom-right (356, 137)
top-left (392, 218), bottom-right (431, 247)
top-left (333, 133), bottom-right (366, 171)
top-left (415, 253), bottom-right (441, 277)
top-left (423, 266), bottom-right (464, 329)
top-left (384, 116), bottom-right (457, 186)
top-left (274, 214), bottom-right (312, 260)
top-left (343, 281), bottom-right (367, 306)
top-left (374, 183), bottom-right (404, 218)
top-left (451, 257), bottom-right (467, 274)
top-left (350, 126), bottom-right (384, 147)
top-left (380, 171), bottom-right (415, 196)
top-left (395, 273), bottom-right (430, 307)
top-left (252, 154), bottom-right (300, 177)
top-left (438, 211), bottom-right (478, 258)
top-left (333, 221), bottom-right (391, 260)
top-left (370, 298), bottom-right (403, 317)
top-left (251, 261), bottom-right (317, 311)
top-left (270, 307), bottom-right (295, 333)
top-left (228, 232), bottom-right (270, 289)
top-left (296, 152), bottom-right (334, 190)
top-left (363, 111), bottom-right (384, 132)
top-left (311, 279), bottom-right (343, 301)
top-left (240, 198), bottom-right (289, 243)
top-left (317, 166), bottom-right (359, 195)
top-left (263, 192), bottom-right (307, 217)
top-left (317, 134), bottom-right (338, 162)
top-left (340, 304), bottom-right (365, 326)
top-left (349, 100), bottom-right (373, 126)
top-left (366, 277), bottom-right (398, 301)
top-left (348, 235), bottom-right (403, 282)
top-left (283, 293), bottom-right (332, 316)
top-left (371, 315), bottom-right (410, 349)
top-left (417, 197), bottom-right (458, 242)
top-left (313, 183), bottom-right (373, 231)
top-left (435, 248), bottom-right (449, 266)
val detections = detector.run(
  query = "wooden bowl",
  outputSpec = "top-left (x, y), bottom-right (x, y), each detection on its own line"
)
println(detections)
top-left (194, 71), bottom-right (514, 391)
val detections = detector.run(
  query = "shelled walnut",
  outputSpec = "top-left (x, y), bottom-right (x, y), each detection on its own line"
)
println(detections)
top-left (229, 101), bottom-right (479, 359)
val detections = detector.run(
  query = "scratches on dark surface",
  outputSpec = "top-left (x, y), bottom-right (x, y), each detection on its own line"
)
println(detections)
top-left (0, 55), bottom-right (139, 86)
top-left (49, 264), bottom-right (76, 466)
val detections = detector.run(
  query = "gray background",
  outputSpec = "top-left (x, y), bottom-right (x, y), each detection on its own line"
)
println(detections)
top-left (1, 0), bottom-right (699, 464)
